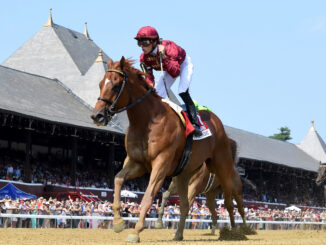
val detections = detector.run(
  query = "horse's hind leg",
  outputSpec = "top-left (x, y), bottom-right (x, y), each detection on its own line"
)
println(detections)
top-left (207, 158), bottom-right (236, 229)
top-left (206, 188), bottom-right (220, 235)
top-left (155, 178), bottom-right (177, 229)
top-left (173, 174), bottom-right (190, 241)
top-left (112, 156), bottom-right (146, 233)
top-left (232, 173), bottom-right (246, 226)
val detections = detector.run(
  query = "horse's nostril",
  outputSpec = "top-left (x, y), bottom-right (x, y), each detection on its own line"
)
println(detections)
top-left (91, 113), bottom-right (104, 122)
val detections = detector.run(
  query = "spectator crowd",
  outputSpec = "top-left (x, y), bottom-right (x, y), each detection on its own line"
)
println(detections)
top-left (1, 195), bottom-right (326, 230)
top-left (1, 148), bottom-right (325, 231)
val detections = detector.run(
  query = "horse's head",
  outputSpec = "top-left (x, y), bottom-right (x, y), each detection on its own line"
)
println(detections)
top-left (91, 56), bottom-right (130, 126)
top-left (316, 162), bottom-right (326, 186)
top-left (91, 56), bottom-right (153, 126)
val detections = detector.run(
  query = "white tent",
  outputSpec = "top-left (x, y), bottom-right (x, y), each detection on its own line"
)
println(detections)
top-left (285, 205), bottom-right (301, 212)
top-left (121, 190), bottom-right (138, 198)
top-left (216, 199), bottom-right (237, 205)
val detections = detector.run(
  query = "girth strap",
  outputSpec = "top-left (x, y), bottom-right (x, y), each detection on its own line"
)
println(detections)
top-left (202, 173), bottom-right (216, 194)
top-left (171, 133), bottom-right (193, 177)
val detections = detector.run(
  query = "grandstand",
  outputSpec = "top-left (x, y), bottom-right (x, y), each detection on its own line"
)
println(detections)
top-left (0, 11), bottom-right (325, 208)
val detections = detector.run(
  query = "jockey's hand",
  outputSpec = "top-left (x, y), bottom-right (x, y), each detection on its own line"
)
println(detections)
top-left (148, 82), bottom-right (156, 92)
top-left (158, 44), bottom-right (166, 58)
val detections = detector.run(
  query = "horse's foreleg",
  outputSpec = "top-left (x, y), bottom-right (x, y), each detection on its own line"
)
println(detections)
top-left (125, 163), bottom-right (167, 243)
top-left (155, 178), bottom-right (177, 229)
top-left (206, 189), bottom-right (219, 235)
top-left (113, 157), bottom-right (145, 233)
top-left (173, 174), bottom-right (190, 241)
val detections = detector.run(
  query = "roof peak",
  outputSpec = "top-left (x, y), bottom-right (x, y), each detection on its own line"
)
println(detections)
top-left (44, 8), bottom-right (53, 28)
top-left (84, 22), bottom-right (92, 40)
top-left (94, 49), bottom-right (106, 64)
top-left (298, 120), bottom-right (326, 162)
top-left (309, 120), bottom-right (316, 132)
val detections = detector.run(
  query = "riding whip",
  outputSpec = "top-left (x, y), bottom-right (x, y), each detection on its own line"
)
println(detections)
top-left (159, 38), bottom-right (171, 99)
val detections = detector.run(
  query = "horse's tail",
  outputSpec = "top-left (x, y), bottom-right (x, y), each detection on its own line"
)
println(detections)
top-left (229, 138), bottom-right (239, 166)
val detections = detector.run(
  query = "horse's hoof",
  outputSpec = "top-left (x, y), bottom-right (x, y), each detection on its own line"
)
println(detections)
top-left (155, 221), bottom-right (163, 229)
top-left (113, 220), bottom-right (125, 233)
top-left (173, 234), bottom-right (183, 241)
top-left (125, 234), bottom-right (140, 243)
top-left (211, 226), bottom-right (216, 235)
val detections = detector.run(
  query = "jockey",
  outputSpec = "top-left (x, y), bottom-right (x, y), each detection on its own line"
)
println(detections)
top-left (135, 26), bottom-right (202, 136)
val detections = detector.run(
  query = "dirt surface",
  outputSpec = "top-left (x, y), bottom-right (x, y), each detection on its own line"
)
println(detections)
top-left (0, 229), bottom-right (326, 245)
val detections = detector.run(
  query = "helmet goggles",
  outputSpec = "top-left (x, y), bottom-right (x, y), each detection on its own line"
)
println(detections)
top-left (137, 39), bottom-right (154, 47)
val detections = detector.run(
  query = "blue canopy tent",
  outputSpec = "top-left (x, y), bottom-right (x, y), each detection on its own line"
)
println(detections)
top-left (0, 183), bottom-right (36, 200)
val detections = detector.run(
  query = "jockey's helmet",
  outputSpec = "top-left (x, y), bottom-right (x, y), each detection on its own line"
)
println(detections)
top-left (135, 26), bottom-right (159, 40)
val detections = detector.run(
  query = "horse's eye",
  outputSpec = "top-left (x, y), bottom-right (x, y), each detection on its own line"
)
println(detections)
top-left (112, 84), bottom-right (121, 93)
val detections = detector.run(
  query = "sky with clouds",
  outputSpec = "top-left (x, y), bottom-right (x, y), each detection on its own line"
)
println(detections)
top-left (0, 0), bottom-right (325, 144)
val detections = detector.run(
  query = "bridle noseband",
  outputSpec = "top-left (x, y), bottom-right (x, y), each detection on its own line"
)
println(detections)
top-left (97, 69), bottom-right (153, 118)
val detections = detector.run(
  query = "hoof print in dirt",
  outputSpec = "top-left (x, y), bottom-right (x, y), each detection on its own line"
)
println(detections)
top-left (239, 225), bottom-right (257, 235)
top-left (218, 227), bottom-right (248, 241)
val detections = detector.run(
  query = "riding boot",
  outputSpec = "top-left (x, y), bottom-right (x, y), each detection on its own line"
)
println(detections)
top-left (179, 90), bottom-right (202, 136)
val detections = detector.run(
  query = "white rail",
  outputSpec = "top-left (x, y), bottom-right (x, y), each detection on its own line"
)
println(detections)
top-left (1, 214), bottom-right (326, 225)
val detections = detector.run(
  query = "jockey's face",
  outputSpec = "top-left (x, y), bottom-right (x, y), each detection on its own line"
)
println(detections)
top-left (140, 40), bottom-right (157, 54)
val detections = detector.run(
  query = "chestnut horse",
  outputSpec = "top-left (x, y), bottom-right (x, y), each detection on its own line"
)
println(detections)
top-left (91, 57), bottom-right (236, 242)
top-left (155, 139), bottom-right (250, 235)
top-left (316, 162), bottom-right (326, 205)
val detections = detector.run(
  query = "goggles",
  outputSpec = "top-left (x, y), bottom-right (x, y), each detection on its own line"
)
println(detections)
top-left (137, 39), bottom-right (153, 47)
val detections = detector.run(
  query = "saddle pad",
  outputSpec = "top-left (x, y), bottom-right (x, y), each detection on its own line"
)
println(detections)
top-left (162, 98), bottom-right (212, 141)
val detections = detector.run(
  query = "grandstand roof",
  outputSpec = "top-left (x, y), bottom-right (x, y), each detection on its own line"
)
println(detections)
top-left (225, 125), bottom-right (320, 172)
top-left (2, 14), bottom-right (110, 107)
top-left (297, 121), bottom-right (326, 163)
top-left (0, 65), bottom-right (122, 133)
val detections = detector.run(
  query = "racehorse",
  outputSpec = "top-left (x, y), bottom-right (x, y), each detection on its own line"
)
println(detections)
top-left (316, 162), bottom-right (326, 205)
top-left (155, 139), bottom-right (250, 235)
top-left (91, 57), bottom-right (236, 242)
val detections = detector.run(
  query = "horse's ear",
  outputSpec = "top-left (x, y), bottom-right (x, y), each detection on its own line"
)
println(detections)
top-left (120, 56), bottom-right (125, 70)
top-left (108, 59), bottom-right (113, 69)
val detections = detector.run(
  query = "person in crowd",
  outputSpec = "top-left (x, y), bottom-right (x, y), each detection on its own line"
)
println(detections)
top-left (30, 203), bottom-right (37, 228)
top-left (71, 201), bottom-right (81, 228)
top-left (3, 196), bottom-right (15, 228)
top-left (42, 201), bottom-right (50, 228)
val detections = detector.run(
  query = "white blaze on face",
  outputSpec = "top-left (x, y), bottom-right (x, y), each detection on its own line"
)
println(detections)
top-left (104, 78), bottom-right (111, 86)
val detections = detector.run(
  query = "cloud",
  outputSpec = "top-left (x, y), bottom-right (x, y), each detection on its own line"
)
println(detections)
top-left (309, 17), bottom-right (326, 33)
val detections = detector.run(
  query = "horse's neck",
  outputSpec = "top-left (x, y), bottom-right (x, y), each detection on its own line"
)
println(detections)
top-left (127, 90), bottom-right (166, 131)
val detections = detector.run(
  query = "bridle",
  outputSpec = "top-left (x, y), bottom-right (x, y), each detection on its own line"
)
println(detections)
top-left (97, 69), bottom-right (153, 118)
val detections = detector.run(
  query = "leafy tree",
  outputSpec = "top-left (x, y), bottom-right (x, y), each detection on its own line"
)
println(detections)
top-left (269, 127), bottom-right (292, 141)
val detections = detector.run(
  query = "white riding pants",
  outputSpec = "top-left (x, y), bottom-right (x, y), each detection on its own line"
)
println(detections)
top-left (156, 55), bottom-right (194, 98)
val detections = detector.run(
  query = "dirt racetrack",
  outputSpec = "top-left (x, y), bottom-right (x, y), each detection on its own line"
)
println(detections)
top-left (0, 229), bottom-right (326, 245)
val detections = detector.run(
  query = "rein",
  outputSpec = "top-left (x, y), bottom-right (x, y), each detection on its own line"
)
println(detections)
top-left (97, 69), bottom-right (153, 117)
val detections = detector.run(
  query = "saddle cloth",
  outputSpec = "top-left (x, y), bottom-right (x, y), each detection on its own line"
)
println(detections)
top-left (162, 98), bottom-right (212, 141)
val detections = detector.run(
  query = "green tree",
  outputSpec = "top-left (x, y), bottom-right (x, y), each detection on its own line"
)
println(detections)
top-left (269, 127), bottom-right (292, 141)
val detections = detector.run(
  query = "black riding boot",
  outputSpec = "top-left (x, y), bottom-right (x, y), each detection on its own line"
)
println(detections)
top-left (179, 90), bottom-right (202, 136)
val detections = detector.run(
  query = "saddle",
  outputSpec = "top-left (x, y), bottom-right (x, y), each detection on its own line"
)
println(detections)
top-left (162, 98), bottom-right (212, 177)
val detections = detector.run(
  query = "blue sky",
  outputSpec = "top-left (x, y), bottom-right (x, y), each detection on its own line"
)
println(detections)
top-left (0, 1), bottom-right (325, 144)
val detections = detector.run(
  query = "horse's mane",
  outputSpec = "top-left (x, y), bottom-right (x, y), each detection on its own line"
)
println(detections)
top-left (122, 59), bottom-right (160, 98)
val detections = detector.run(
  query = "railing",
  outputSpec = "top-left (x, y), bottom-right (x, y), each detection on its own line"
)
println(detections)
top-left (0, 214), bottom-right (325, 230)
